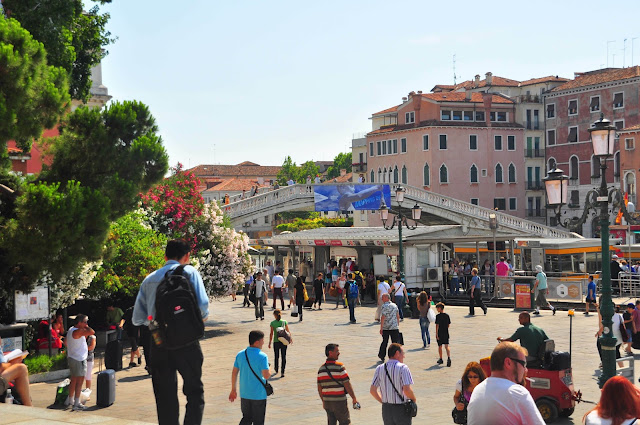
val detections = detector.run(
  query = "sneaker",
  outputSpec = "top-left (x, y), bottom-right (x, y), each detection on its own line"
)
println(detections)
top-left (64, 398), bottom-right (72, 407)
top-left (318, 308), bottom-right (322, 310)
top-left (552, 307), bottom-right (556, 316)
top-left (583, 312), bottom-right (589, 315)
top-left (483, 308), bottom-right (487, 315)
top-left (437, 358), bottom-right (444, 365)
top-left (129, 362), bottom-right (138, 368)
top-left (281, 372), bottom-right (285, 378)
top-left (533, 311), bottom-right (540, 315)
top-left (447, 358), bottom-right (452, 367)
top-left (72, 404), bottom-right (87, 411)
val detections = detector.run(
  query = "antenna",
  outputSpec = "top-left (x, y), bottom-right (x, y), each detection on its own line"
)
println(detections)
top-left (613, 53), bottom-right (616, 68)
top-left (453, 54), bottom-right (457, 85)
top-left (633, 38), bottom-right (638, 66)
top-left (623, 38), bottom-right (627, 67)
top-left (607, 40), bottom-right (615, 67)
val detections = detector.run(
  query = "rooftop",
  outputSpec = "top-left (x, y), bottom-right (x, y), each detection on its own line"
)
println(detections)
top-left (201, 178), bottom-right (269, 193)
top-left (551, 66), bottom-right (640, 92)
top-left (188, 162), bottom-right (281, 177)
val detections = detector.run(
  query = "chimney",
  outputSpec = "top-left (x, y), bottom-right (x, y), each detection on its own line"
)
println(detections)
top-left (474, 75), bottom-right (481, 87)
top-left (482, 92), bottom-right (493, 127)
top-left (465, 90), bottom-right (472, 100)
top-left (412, 93), bottom-right (422, 126)
top-left (417, 90), bottom-right (423, 94)
top-left (485, 72), bottom-right (493, 85)
top-left (340, 169), bottom-right (347, 177)
top-left (402, 97), bottom-right (408, 102)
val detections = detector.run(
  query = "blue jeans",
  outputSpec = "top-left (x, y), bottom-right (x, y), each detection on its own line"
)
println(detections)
top-left (419, 317), bottom-right (430, 346)
top-left (348, 297), bottom-right (357, 322)
top-left (395, 296), bottom-right (405, 319)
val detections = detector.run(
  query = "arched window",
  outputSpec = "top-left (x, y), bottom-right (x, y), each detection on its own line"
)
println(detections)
top-left (591, 155), bottom-right (600, 178)
top-left (495, 163), bottom-right (503, 183)
top-left (393, 166), bottom-right (399, 184)
top-left (370, 170), bottom-right (375, 182)
top-left (378, 168), bottom-right (382, 182)
top-left (440, 164), bottom-right (448, 183)
top-left (625, 172), bottom-right (636, 200)
top-left (402, 166), bottom-right (407, 184)
top-left (548, 157), bottom-right (557, 172)
top-left (508, 163), bottom-right (516, 183)
top-left (470, 164), bottom-right (478, 183)
top-left (614, 151), bottom-right (621, 178)
top-left (569, 155), bottom-right (579, 180)
top-left (388, 167), bottom-right (393, 183)
top-left (423, 163), bottom-right (430, 186)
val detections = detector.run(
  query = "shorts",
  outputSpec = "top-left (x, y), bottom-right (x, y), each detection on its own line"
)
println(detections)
top-left (85, 360), bottom-right (94, 381)
top-left (68, 357), bottom-right (87, 377)
top-left (536, 290), bottom-right (548, 307)
top-left (437, 337), bottom-right (449, 346)
top-left (586, 297), bottom-right (596, 303)
top-left (627, 329), bottom-right (633, 342)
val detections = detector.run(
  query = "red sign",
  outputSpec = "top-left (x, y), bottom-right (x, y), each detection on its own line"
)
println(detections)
top-left (515, 283), bottom-right (532, 310)
top-left (314, 240), bottom-right (327, 246)
top-left (330, 240), bottom-right (343, 246)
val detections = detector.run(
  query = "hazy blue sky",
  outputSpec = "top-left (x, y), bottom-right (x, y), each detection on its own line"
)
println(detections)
top-left (100, 0), bottom-right (640, 168)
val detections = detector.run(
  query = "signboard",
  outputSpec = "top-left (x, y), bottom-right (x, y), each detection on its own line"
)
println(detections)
top-left (15, 286), bottom-right (50, 322)
top-left (515, 282), bottom-right (533, 310)
top-left (373, 254), bottom-right (390, 276)
top-left (314, 184), bottom-right (391, 212)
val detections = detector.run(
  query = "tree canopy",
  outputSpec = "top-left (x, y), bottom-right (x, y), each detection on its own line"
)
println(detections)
top-left (326, 152), bottom-right (352, 179)
top-left (2, 0), bottom-right (115, 101)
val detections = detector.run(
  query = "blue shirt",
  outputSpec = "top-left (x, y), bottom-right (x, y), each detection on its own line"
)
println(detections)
top-left (536, 272), bottom-right (547, 290)
top-left (587, 280), bottom-right (596, 298)
top-left (132, 260), bottom-right (209, 326)
top-left (234, 347), bottom-right (269, 400)
top-left (471, 275), bottom-right (482, 289)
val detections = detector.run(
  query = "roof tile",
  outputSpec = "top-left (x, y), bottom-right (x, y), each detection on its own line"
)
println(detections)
top-left (551, 67), bottom-right (640, 92)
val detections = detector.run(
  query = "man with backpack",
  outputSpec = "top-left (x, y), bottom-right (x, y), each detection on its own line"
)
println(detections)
top-left (133, 239), bottom-right (209, 425)
top-left (346, 274), bottom-right (359, 323)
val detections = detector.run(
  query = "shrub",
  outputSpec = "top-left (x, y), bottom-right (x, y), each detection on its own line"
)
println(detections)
top-left (24, 351), bottom-right (67, 374)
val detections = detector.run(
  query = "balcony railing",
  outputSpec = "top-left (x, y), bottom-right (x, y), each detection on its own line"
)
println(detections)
top-left (524, 148), bottom-right (545, 158)
top-left (525, 180), bottom-right (544, 191)
top-left (352, 162), bottom-right (367, 172)
top-left (517, 94), bottom-right (541, 103)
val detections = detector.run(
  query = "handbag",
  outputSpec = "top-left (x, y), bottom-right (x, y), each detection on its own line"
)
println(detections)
top-left (276, 326), bottom-right (291, 345)
top-left (427, 306), bottom-right (436, 323)
top-left (244, 350), bottom-right (273, 396)
top-left (303, 285), bottom-right (309, 302)
top-left (383, 364), bottom-right (417, 417)
top-left (451, 381), bottom-right (468, 424)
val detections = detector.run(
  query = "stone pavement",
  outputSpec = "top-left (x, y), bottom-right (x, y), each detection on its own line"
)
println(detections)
top-left (15, 298), bottom-right (640, 424)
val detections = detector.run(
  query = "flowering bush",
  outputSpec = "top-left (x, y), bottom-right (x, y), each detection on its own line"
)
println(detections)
top-left (36, 261), bottom-right (102, 310)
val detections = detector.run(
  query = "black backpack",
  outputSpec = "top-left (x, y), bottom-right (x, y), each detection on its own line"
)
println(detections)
top-left (154, 265), bottom-right (205, 350)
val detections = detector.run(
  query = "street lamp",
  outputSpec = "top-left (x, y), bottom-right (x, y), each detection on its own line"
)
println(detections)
top-left (543, 113), bottom-right (639, 387)
top-left (379, 185), bottom-right (422, 281)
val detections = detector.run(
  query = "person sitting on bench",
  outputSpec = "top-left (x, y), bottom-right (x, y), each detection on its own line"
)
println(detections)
top-left (0, 337), bottom-right (32, 406)
top-left (497, 312), bottom-right (549, 368)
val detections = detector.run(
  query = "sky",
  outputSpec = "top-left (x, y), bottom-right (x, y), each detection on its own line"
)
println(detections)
top-left (99, 0), bottom-right (640, 169)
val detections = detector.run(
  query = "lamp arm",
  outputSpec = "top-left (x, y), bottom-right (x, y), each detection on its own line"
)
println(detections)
top-left (557, 189), bottom-right (599, 231)
top-left (609, 189), bottom-right (640, 225)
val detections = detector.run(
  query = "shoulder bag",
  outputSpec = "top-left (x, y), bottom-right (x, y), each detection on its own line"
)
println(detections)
top-left (244, 350), bottom-right (274, 396)
top-left (451, 380), bottom-right (468, 424)
top-left (383, 363), bottom-right (417, 417)
top-left (323, 363), bottom-right (345, 388)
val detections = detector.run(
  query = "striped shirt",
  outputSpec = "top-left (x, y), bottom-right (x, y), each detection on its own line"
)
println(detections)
top-left (317, 360), bottom-right (350, 401)
top-left (371, 360), bottom-right (414, 404)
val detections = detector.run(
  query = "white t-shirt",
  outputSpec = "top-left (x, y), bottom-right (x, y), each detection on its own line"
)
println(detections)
top-left (66, 327), bottom-right (89, 362)
top-left (393, 281), bottom-right (405, 296)
top-left (378, 282), bottom-right (391, 299)
top-left (271, 275), bottom-right (285, 288)
top-left (337, 278), bottom-right (346, 290)
top-left (585, 411), bottom-right (638, 425)
top-left (468, 377), bottom-right (545, 425)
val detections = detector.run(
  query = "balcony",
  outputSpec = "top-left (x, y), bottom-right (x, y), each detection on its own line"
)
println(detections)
top-left (524, 148), bottom-right (545, 158)
top-left (352, 162), bottom-right (367, 172)
top-left (526, 209), bottom-right (546, 218)
top-left (517, 94), bottom-right (541, 103)
top-left (525, 180), bottom-right (544, 191)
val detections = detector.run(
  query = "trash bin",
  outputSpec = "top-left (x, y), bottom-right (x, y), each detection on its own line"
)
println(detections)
top-left (408, 293), bottom-right (419, 319)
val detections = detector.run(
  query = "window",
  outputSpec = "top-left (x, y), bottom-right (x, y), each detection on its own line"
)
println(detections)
top-left (441, 110), bottom-right (451, 120)
top-left (475, 111), bottom-right (485, 121)
top-left (495, 163), bottom-right (503, 183)
top-left (509, 198), bottom-right (517, 211)
top-left (370, 142), bottom-right (375, 157)
top-left (569, 156), bottom-right (579, 180)
top-left (382, 141), bottom-right (387, 155)
top-left (508, 163), bottom-right (516, 183)
top-left (370, 170), bottom-right (375, 182)
top-left (378, 168), bottom-right (382, 182)
top-left (494, 135), bottom-right (503, 150)
top-left (533, 110), bottom-right (540, 129)
top-left (406, 111), bottom-right (415, 124)
top-left (439, 134), bottom-right (447, 150)
top-left (392, 139), bottom-right (398, 154)
top-left (463, 111), bottom-right (474, 121)
top-left (591, 155), bottom-right (600, 178)
top-left (423, 163), bottom-right (430, 186)
top-left (548, 158), bottom-right (557, 171)
top-left (423, 134), bottom-right (429, 150)
top-left (471, 198), bottom-right (479, 205)
top-left (546, 103), bottom-right (555, 118)
top-left (625, 172), bottom-right (636, 200)
top-left (570, 190), bottom-right (580, 207)
top-left (388, 139), bottom-right (392, 154)
top-left (614, 120), bottom-right (624, 131)
top-left (382, 167), bottom-right (387, 183)
top-left (490, 111), bottom-right (507, 122)
top-left (440, 164), bottom-right (448, 183)
top-left (494, 198), bottom-right (506, 210)
top-left (613, 92), bottom-right (624, 109)
top-left (614, 151), bottom-right (620, 177)
top-left (625, 137), bottom-right (635, 150)
top-left (547, 129), bottom-right (556, 146)
top-left (393, 166), bottom-right (399, 183)
top-left (507, 135), bottom-right (515, 151)
top-left (470, 165), bottom-right (478, 183)
top-left (481, 169), bottom-right (488, 177)
top-left (452, 110), bottom-right (462, 121)
top-left (401, 138), bottom-right (407, 153)
top-left (568, 99), bottom-right (578, 115)
top-left (377, 141), bottom-right (382, 155)
top-left (402, 166), bottom-right (407, 184)
top-left (568, 126), bottom-right (578, 143)
top-left (590, 96), bottom-right (600, 112)
top-left (469, 135), bottom-right (477, 150)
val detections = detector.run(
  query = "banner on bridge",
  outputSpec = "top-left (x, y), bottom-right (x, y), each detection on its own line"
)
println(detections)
top-left (314, 184), bottom-right (391, 212)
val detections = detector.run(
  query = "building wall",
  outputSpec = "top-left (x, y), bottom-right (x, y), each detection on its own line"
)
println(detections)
top-left (620, 129), bottom-right (639, 208)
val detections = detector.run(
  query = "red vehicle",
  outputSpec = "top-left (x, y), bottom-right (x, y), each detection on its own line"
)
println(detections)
top-left (479, 340), bottom-right (581, 422)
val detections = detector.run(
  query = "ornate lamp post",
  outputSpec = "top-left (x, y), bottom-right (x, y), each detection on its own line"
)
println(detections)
top-left (543, 114), bottom-right (639, 387)
top-left (379, 185), bottom-right (422, 281)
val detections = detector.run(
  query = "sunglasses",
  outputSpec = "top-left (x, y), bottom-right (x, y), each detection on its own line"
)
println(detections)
top-left (509, 357), bottom-right (527, 368)
top-left (467, 375), bottom-right (480, 379)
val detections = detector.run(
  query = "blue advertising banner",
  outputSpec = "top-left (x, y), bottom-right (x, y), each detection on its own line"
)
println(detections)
top-left (314, 184), bottom-right (391, 212)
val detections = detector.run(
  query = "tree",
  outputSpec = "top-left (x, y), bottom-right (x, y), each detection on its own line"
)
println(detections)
top-left (276, 156), bottom-right (299, 185)
top-left (326, 152), bottom-right (352, 179)
top-left (298, 160), bottom-right (319, 183)
top-left (3, 0), bottom-right (115, 101)
top-left (0, 15), bottom-right (70, 172)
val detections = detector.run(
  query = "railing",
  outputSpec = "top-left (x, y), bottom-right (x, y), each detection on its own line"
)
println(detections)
top-left (525, 122), bottom-right (542, 130)
top-left (517, 94), bottom-right (541, 103)
top-left (352, 162), bottom-right (367, 172)
top-left (525, 180), bottom-right (544, 191)
top-left (524, 148), bottom-right (545, 158)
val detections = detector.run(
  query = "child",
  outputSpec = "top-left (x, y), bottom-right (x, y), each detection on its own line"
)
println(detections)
top-left (435, 302), bottom-right (451, 367)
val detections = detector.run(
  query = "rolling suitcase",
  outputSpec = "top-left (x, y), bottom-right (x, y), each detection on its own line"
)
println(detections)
top-left (549, 351), bottom-right (571, 370)
top-left (105, 339), bottom-right (123, 371)
top-left (97, 369), bottom-right (116, 407)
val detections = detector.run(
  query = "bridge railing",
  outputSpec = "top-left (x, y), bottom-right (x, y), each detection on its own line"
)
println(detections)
top-left (223, 184), bottom-right (315, 218)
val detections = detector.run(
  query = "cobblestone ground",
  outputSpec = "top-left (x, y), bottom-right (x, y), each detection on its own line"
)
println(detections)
top-left (25, 297), bottom-right (638, 424)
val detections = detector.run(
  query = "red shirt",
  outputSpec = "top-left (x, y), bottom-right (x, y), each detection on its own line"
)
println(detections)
top-left (496, 262), bottom-right (509, 277)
